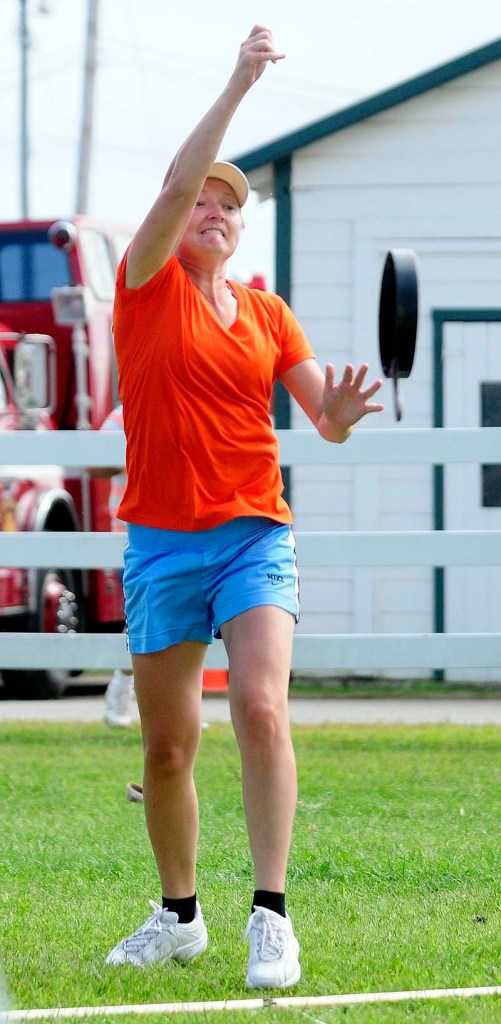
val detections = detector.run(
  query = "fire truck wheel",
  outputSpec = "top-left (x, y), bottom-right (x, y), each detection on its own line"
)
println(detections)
top-left (1, 568), bottom-right (84, 700)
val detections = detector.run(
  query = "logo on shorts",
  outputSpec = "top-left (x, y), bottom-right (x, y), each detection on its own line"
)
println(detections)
top-left (267, 572), bottom-right (285, 585)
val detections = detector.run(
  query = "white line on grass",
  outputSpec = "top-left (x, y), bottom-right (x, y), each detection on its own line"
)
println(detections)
top-left (4, 985), bottom-right (501, 1018)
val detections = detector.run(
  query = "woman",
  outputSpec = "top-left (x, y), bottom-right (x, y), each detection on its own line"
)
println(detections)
top-left (105, 25), bottom-right (384, 989)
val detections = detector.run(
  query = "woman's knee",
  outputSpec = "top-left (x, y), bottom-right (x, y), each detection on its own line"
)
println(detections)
top-left (143, 731), bottom-right (199, 777)
top-left (233, 692), bottom-right (289, 746)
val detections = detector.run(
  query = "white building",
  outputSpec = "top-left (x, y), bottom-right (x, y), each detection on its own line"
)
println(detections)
top-left (233, 38), bottom-right (501, 681)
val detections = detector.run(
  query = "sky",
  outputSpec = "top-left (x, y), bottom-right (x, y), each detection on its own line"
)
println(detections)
top-left (1, 0), bottom-right (500, 284)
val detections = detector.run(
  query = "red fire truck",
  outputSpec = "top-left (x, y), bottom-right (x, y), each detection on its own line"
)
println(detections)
top-left (0, 217), bottom-right (265, 699)
top-left (0, 216), bottom-right (136, 698)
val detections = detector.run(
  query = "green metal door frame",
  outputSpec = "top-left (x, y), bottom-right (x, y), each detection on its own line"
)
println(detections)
top-left (432, 309), bottom-right (501, 673)
top-left (273, 157), bottom-right (292, 503)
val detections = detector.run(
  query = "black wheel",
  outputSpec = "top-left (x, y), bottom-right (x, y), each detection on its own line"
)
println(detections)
top-left (1, 568), bottom-right (84, 699)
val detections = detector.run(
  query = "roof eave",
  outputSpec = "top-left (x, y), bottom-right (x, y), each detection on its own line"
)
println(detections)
top-left (232, 37), bottom-right (501, 172)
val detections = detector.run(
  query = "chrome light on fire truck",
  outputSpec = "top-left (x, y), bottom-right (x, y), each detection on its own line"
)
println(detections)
top-left (13, 334), bottom-right (57, 416)
top-left (47, 220), bottom-right (78, 252)
top-left (50, 285), bottom-right (93, 326)
top-left (50, 286), bottom-right (94, 430)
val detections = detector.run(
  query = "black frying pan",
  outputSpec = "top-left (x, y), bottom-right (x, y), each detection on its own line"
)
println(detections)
top-left (378, 249), bottom-right (418, 421)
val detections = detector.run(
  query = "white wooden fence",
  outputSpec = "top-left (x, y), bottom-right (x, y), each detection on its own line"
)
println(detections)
top-left (1, 428), bottom-right (501, 673)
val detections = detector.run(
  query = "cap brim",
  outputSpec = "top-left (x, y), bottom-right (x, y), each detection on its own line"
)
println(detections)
top-left (207, 161), bottom-right (249, 208)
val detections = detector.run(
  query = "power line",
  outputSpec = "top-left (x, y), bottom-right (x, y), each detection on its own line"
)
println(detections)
top-left (0, 52), bottom-right (80, 88)
top-left (97, 35), bottom-right (357, 100)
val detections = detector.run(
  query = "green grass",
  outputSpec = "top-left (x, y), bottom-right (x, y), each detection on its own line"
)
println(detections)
top-left (288, 676), bottom-right (501, 699)
top-left (80, 670), bottom-right (501, 700)
top-left (0, 722), bottom-right (500, 1024)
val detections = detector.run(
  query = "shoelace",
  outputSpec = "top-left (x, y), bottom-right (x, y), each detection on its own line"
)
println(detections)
top-left (120, 901), bottom-right (166, 952)
top-left (244, 910), bottom-right (286, 961)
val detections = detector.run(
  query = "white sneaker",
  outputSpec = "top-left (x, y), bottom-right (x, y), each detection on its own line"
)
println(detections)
top-left (105, 900), bottom-right (208, 967)
top-left (104, 672), bottom-right (134, 728)
top-left (244, 906), bottom-right (300, 989)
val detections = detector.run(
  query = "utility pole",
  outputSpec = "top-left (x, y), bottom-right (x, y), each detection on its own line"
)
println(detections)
top-left (76, 0), bottom-right (99, 214)
top-left (19, 0), bottom-right (29, 217)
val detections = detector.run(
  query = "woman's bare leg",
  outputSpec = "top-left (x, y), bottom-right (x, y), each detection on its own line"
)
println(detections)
top-left (220, 606), bottom-right (296, 891)
top-left (132, 640), bottom-right (207, 897)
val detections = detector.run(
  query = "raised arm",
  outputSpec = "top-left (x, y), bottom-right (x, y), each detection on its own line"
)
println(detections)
top-left (125, 26), bottom-right (285, 289)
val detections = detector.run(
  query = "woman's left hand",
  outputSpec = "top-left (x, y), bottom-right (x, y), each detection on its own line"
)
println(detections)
top-left (320, 362), bottom-right (384, 441)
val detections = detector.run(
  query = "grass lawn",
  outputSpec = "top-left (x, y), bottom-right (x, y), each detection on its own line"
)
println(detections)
top-left (288, 676), bottom-right (501, 700)
top-left (0, 721), bottom-right (499, 1023)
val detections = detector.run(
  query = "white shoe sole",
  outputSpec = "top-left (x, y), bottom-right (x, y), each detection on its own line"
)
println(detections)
top-left (105, 717), bottom-right (132, 728)
top-left (246, 962), bottom-right (301, 989)
top-left (126, 782), bottom-right (143, 803)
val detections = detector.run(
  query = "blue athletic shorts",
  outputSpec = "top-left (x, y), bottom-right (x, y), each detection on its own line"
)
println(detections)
top-left (123, 516), bottom-right (300, 654)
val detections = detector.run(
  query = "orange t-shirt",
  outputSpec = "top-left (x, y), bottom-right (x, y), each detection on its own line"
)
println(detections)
top-left (113, 254), bottom-right (314, 531)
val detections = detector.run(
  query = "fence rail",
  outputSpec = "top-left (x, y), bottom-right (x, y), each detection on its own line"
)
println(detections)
top-left (2, 427), bottom-right (501, 466)
top-left (1, 428), bottom-right (501, 675)
top-left (1, 631), bottom-right (500, 672)
top-left (0, 529), bottom-right (500, 569)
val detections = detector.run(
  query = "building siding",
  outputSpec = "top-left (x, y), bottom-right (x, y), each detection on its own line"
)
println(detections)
top-left (288, 61), bottom-right (501, 677)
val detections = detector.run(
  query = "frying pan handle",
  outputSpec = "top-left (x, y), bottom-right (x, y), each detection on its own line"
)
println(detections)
top-left (392, 371), bottom-right (403, 422)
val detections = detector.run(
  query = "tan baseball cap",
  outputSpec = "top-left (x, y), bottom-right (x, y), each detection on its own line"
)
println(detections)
top-left (207, 161), bottom-right (250, 207)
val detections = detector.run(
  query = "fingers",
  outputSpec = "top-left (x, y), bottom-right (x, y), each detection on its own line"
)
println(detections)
top-left (336, 363), bottom-right (382, 391)
top-left (325, 362), bottom-right (335, 388)
top-left (352, 363), bottom-right (370, 389)
top-left (362, 378), bottom-right (384, 399)
top-left (244, 25), bottom-right (285, 63)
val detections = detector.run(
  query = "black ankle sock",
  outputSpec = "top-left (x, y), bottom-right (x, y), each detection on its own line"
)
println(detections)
top-left (161, 894), bottom-right (197, 923)
top-left (252, 890), bottom-right (286, 918)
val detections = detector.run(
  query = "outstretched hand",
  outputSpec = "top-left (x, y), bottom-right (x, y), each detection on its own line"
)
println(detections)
top-left (320, 363), bottom-right (384, 441)
top-left (233, 25), bottom-right (285, 90)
